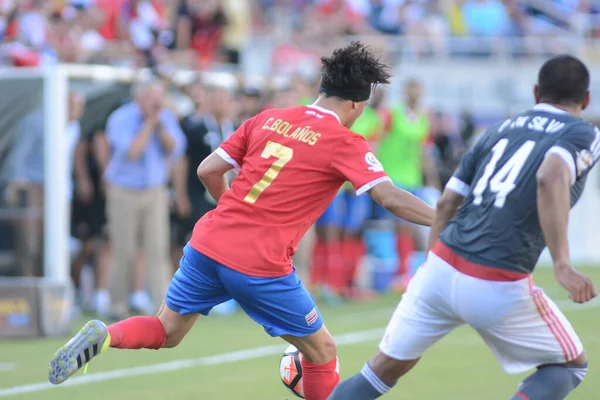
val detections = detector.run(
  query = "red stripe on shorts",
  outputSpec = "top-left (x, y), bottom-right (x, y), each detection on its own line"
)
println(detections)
top-left (532, 290), bottom-right (572, 362)
top-left (538, 292), bottom-right (578, 361)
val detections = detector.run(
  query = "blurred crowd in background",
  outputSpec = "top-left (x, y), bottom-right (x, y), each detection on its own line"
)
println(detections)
top-left (0, 69), bottom-right (475, 318)
top-left (1, 0), bottom-right (599, 319)
top-left (1, 0), bottom-right (599, 68)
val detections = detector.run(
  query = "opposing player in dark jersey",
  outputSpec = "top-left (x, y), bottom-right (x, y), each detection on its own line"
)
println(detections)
top-left (329, 55), bottom-right (598, 400)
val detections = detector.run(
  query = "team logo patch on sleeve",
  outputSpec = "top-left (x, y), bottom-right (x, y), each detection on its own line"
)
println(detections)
top-left (305, 307), bottom-right (319, 326)
top-left (576, 150), bottom-right (594, 177)
top-left (365, 152), bottom-right (384, 172)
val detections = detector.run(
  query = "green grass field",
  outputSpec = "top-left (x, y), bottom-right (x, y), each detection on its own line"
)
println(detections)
top-left (1, 267), bottom-right (599, 400)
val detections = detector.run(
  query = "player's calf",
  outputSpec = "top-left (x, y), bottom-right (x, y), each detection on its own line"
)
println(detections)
top-left (511, 353), bottom-right (588, 400)
top-left (285, 326), bottom-right (340, 400)
top-left (328, 350), bottom-right (418, 399)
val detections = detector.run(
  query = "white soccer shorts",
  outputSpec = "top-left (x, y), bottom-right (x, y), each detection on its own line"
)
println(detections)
top-left (378, 252), bottom-right (583, 374)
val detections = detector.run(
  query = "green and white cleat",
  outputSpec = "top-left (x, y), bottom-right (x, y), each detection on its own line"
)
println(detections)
top-left (48, 320), bottom-right (110, 385)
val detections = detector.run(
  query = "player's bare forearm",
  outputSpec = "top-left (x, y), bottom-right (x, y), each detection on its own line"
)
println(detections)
top-left (197, 151), bottom-right (235, 203)
top-left (537, 154), bottom-right (571, 267)
top-left (370, 181), bottom-right (434, 226)
top-left (199, 174), bottom-right (229, 203)
top-left (426, 189), bottom-right (464, 252)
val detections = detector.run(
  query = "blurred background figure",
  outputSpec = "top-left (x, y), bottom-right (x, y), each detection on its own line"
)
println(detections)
top-left (71, 100), bottom-right (115, 317)
top-left (7, 91), bottom-right (84, 277)
top-left (311, 87), bottom-right (387, 304)
top-left (104, 80), bottom-right (186, 319)
top-left (370, 78), bottom-right (440, 293)
top-left (0, 0), bottom-right (599, 315)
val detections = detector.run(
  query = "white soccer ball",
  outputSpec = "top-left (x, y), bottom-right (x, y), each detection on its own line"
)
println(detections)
top-left (280, 345), bottom-right (304, 398)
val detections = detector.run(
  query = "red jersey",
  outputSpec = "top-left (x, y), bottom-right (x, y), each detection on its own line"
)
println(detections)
top-left (190, 105), bottom-right (390, 277)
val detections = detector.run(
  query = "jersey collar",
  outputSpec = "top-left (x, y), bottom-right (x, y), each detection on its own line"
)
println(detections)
top-left (307, 104), bottom-right (341, 123)
top-left (533, 103), bottom-right (570, 115)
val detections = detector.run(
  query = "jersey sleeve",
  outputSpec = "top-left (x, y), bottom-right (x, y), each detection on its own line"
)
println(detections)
top-left (331, 135), bottom-right (391, 196)
top-left (546, 124), bottom-right (600, 185)
top-left (216, 116), bottom-right (257, 172)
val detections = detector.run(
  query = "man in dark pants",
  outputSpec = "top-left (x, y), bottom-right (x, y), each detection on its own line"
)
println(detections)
top-left (172, 82), bottom-right (218, 262)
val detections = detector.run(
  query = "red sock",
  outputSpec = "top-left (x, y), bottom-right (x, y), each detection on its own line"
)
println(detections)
top-left (311, 241), bottom-right (327, 287)
top-left (325, 241), bottom-right (344, 291)
top-left (108, 316), bottom-right (166, 350)
top-left (302, 357), bottom-right (340, 400)
top-left (345, 237), bottom-right (365, 286)
top-left (396, 232), bottom-right (415, 277)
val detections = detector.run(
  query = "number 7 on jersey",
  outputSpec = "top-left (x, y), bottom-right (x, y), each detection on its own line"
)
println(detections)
top-left (244, 141), bottom-right (294, 204)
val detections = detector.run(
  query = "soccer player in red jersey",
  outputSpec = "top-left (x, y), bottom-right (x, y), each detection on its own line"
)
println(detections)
top-left (47, 42), bottom-right (434, 400)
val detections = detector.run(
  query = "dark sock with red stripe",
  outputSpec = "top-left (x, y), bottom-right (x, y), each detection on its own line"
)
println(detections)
top-left (301, 357), bottom-right (340, 400)
top-left (108, 316), bottom-right (166, 350)
top-left (510, 363), bottom-right (587, 400)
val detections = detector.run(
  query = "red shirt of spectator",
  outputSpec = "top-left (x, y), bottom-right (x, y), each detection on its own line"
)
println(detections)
top-left (316, 0), bottom-right (361, 25)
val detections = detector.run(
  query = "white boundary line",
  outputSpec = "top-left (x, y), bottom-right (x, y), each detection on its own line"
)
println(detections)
top-left (0, 364), bottom-right (15, 372)
top-left (0, 298), bottom-right (597, 397)
top-left (0, 328), bottom-right (384, 397)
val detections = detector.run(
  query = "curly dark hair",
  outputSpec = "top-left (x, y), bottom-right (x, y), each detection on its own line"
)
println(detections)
top-left (319, 41), bottom-right (391, 99)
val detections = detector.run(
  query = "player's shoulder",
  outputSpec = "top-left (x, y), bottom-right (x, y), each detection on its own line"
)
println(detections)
top-left (561, 118), bottom-right (598, 137)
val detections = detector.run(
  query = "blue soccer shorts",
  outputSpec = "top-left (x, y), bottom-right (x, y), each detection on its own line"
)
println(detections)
top-left (165, 245), bottom-right (324, 337)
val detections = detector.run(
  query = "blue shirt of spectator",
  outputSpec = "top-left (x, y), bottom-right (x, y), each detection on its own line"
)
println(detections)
top-left (105, 102), bottom-right (186, 189)
top-left (462, 0), bottom-right (510, 36)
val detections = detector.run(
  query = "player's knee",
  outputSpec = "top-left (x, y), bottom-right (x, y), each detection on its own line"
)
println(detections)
top-left (568, 351), bottom-right (587, 367)
top-left (156, 308), bottom-right (185, 348)
top-left (160, 322), bottom-right (185, 348)
top-left (302, 335), bottom-right (337, 364)
top-left (566, 352), bottom-right (588, 388)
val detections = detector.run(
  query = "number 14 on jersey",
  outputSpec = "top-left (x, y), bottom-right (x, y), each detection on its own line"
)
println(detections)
top-left (473, 139), bottom-right (536, 208)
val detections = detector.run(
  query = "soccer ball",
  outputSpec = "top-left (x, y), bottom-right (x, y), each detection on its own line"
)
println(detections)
top-left (280, 345), bottom-right (304, 398)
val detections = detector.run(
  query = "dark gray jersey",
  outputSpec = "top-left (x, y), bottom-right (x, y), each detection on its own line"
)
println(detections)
top-left (440, 104), bottom-right (600, 274)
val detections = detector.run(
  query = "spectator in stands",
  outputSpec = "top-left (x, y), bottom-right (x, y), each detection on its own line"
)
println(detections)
top-left (203, 85), bottom-right (236, 145)
top-left (373, 78), bottom-right (439, 292)
top-left (175, 0), bottom-right (227, 69)
top-left (430, 110), bottom-right (465, 188)
top-left (171, 80), bottom-right (215, 267)
top-left (71, 101), bottom-right (115, 316)
top-left (462, 0), bottom-right (510, 36)
top-left (128, 0), bottom-right (175, 66)
top-left (7, 92), bottom-right (84, 277)
top-left (104, 79), bottom-right (186, 319)
top-left (220, 0), bottom-right (251, 64)
top-left (236, 86), bottom-right (264, 123)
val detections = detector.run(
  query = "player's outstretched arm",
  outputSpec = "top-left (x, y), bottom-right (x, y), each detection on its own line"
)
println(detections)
top-left (197, 152), bottom-right (235, 203)
top-left (426, 188), bottom-right (464, 252)
top-left (537, 154), bottom-right (597, 303)
top-left (369, 180), bottom-right (434, 226)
